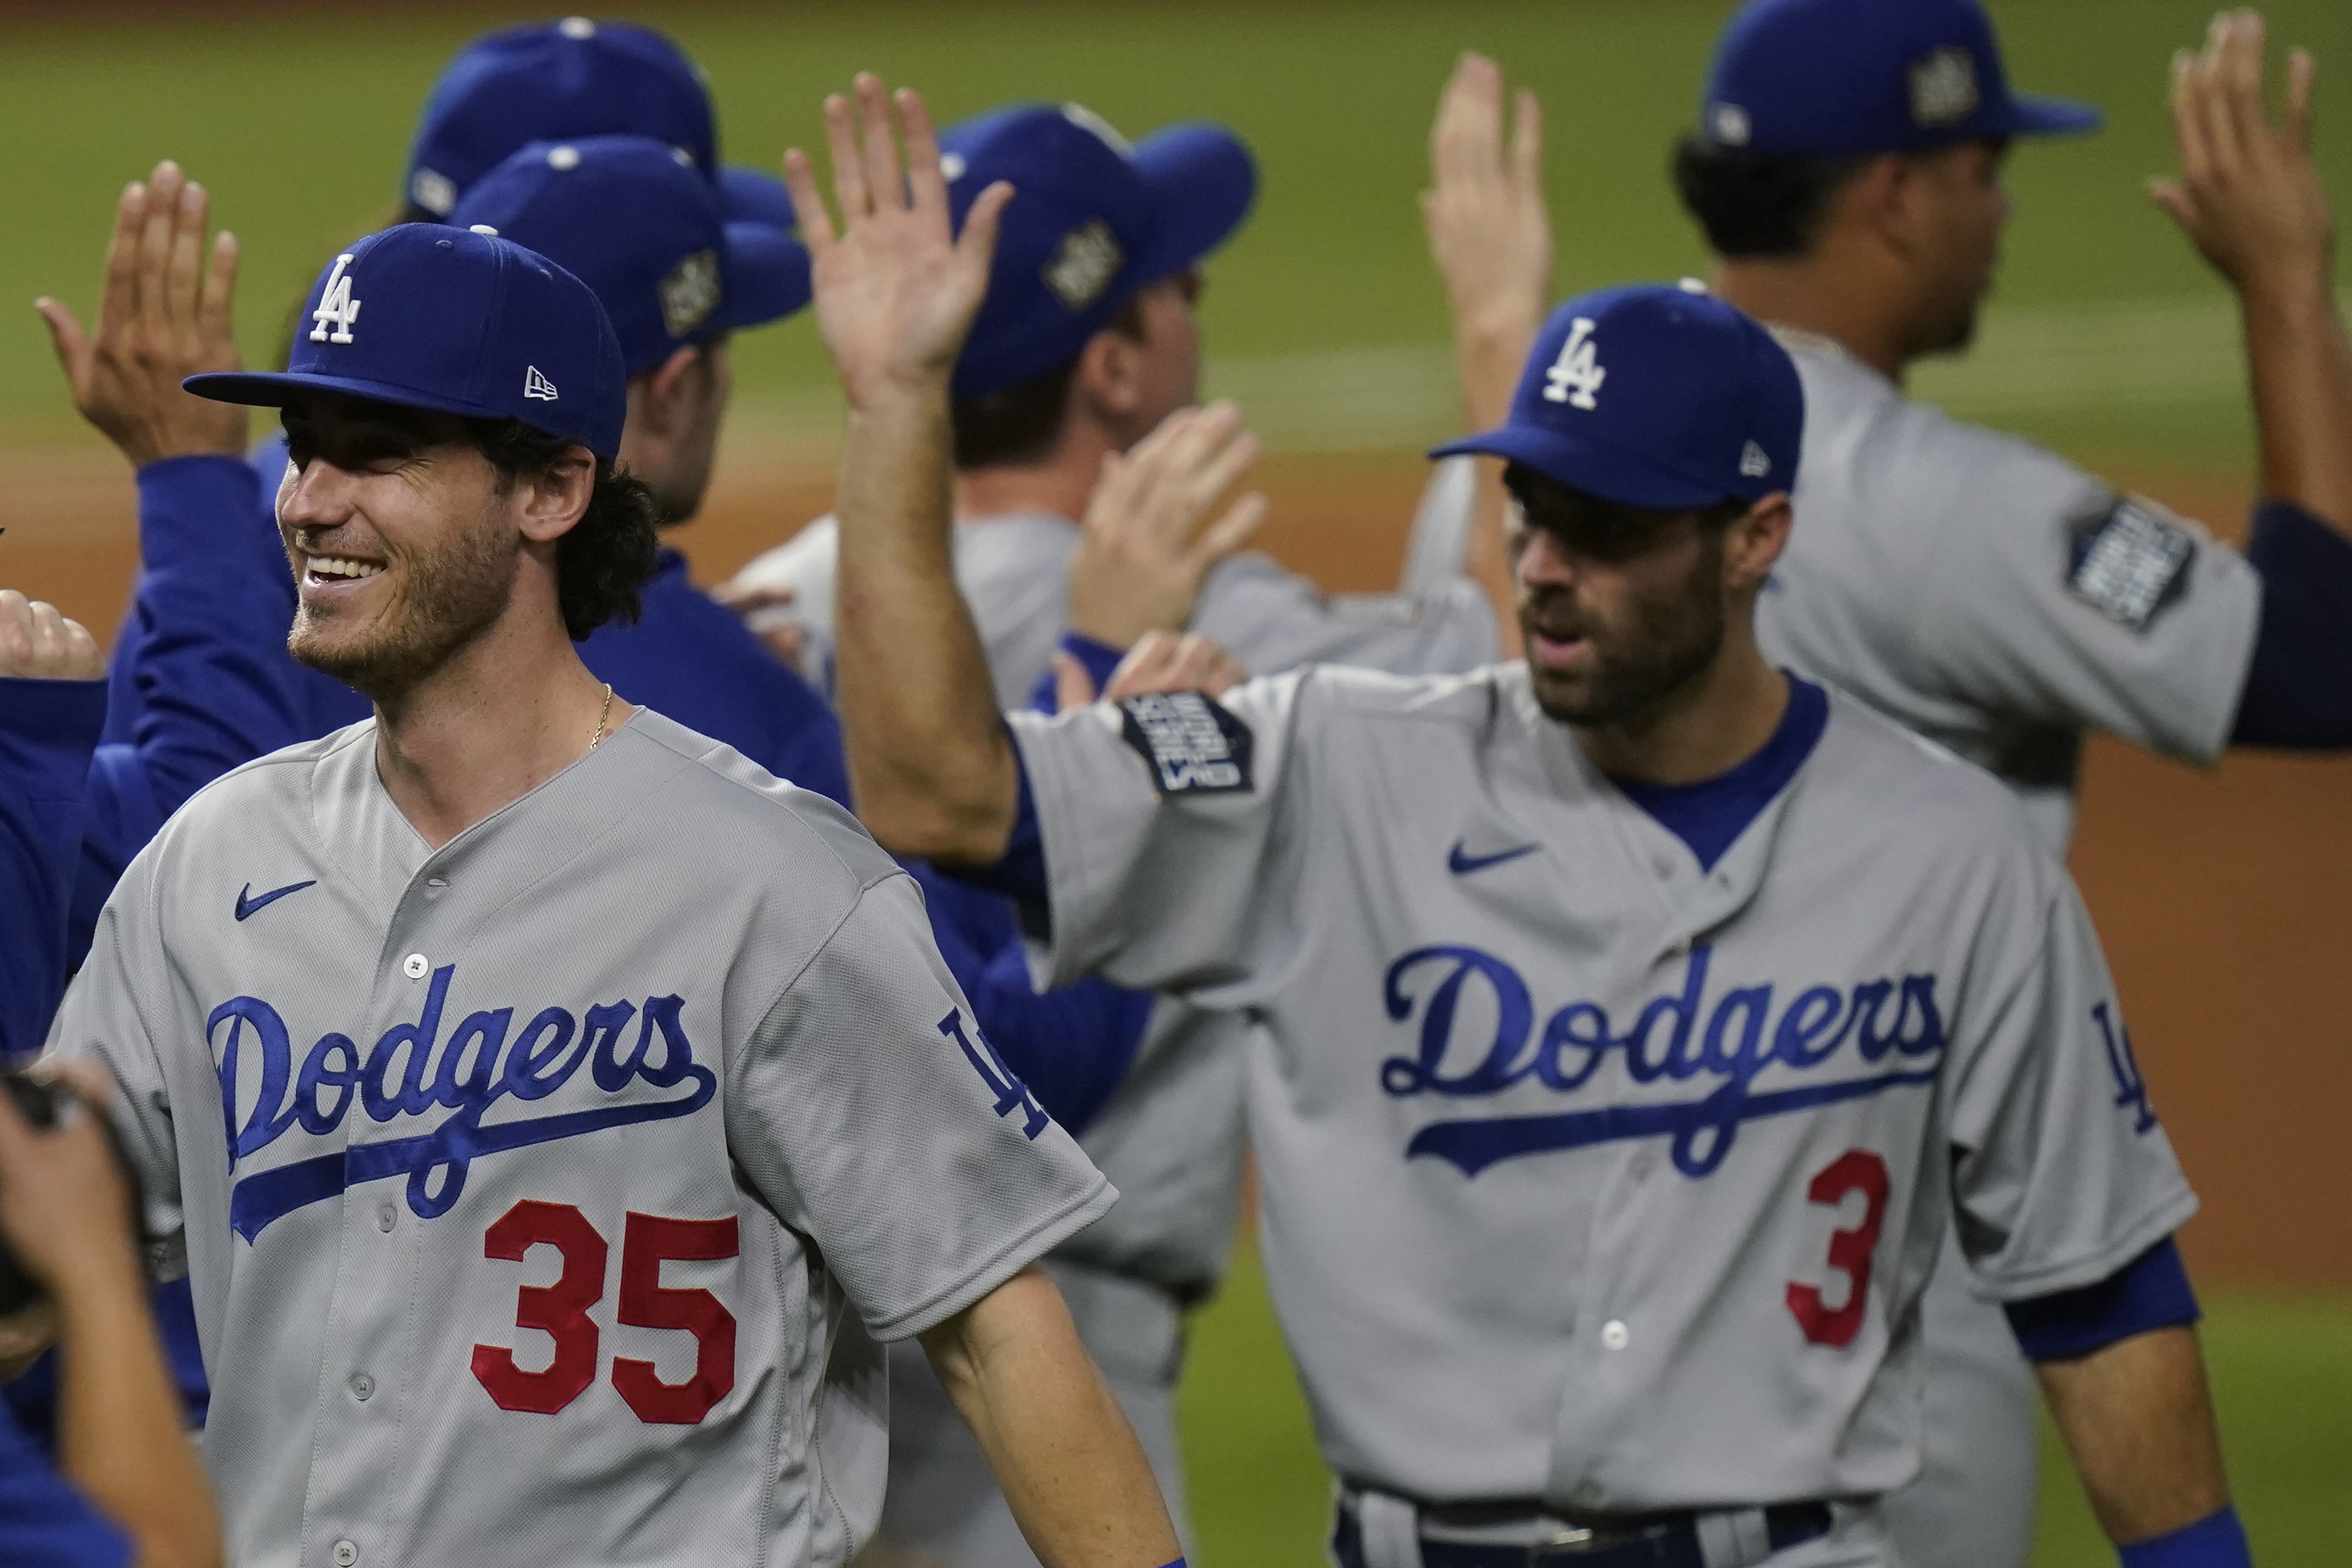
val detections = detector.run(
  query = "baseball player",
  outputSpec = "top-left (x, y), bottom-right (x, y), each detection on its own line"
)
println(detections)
top-left (790, 76), bottom-right (2250, 1567)
top-left (1422, 5), bottom-right (2352, 1565)
top-left (45, 221), bottom-right (1182, 1568)
top-left (728, 92), bottom-right (1500, 1567)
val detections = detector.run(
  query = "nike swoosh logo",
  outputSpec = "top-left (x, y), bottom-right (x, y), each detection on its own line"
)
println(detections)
top-left (235, 880), bottom-right (317, 921)
top-left (1448, 841), bottom-right (1539, 876)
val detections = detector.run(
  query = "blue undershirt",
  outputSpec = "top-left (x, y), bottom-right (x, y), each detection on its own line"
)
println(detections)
top-left (1608, 675), bottom-right (1830, 872)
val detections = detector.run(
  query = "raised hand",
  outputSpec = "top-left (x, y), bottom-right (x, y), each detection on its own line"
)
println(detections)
top-left (781, 75), bottom-right (1013, 409)
top-left (1423, 53), bottom-right (1551, 430)
top-left (1054, 628), bottom-right (1250, 708)
top-left (2151, 11), bottom-right (2332, 295)
top-left (1066, 401), bottom-right (1268, 649)
top-left (36, 159), bottom-right (246, 469)
top-left (0, 591), bottom-right (103, 681)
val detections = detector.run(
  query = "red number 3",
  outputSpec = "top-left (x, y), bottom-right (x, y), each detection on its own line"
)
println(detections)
top-left (1785, 1149), bottom-right (1891, 1349)
top-left (471, 1200), bottom-right (740, 1423)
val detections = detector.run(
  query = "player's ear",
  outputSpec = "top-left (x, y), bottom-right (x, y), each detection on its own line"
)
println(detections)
top-left (514, 446), bottom-right (598, 544)
top-left (1074, 322), bottom-right (1146, 424)
top-left (1841, 154), bottom-right (1916, 255)
top-left (1724, 493), bottom-right (1793, 591)
top-left (628, 346), bottom-right (703, 441)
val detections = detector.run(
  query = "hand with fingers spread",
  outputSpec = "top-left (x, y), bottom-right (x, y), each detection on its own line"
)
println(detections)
top-left (1066, 400), bottom-right (1268, 649)
top-left (2152, 11), bottom-right (2332, 295)
top-left (1102, 630), bottom-right (1248, 704)
top-left (1424, 53), bottom-right (1551, 430)
top-left (0, 591), bottom-right (103, 682)
top-left (36, 159), bottom-right (246, 469)
top-left (781, 75), bottom-right (1013, 409)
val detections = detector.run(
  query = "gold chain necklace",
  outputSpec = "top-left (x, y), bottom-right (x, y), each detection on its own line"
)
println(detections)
top-left (588, 683), bottom-right (615, 750)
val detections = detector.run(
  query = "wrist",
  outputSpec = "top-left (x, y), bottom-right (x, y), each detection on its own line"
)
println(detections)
top-left (2117, 1503), bottom-right (2250, 1568)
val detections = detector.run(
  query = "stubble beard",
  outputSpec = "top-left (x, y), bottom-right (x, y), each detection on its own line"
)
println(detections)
top-left (289, 501), bottom-right (519, 704)
top-left (1522, 544), bottom-right (1728, 729)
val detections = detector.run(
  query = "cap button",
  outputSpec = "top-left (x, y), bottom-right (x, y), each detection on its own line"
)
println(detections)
top-left (468, 224), bottom-right (499, 238)
top-left (671, 146), bottom-right (695, 167)
top-left (547, 145), bottom-right (582, 172)
top-left (559, 16), bottom-right (595, 39)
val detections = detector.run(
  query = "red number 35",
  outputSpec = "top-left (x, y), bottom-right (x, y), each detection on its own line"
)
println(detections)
top-left (1785, 1149), bottom-right (1891, 1349)
top-left (471, 1199), bottom-right (739, 1424)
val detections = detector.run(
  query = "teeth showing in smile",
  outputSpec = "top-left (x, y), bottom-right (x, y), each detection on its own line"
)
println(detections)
top-left (307, 556), bottom-right (383, 581)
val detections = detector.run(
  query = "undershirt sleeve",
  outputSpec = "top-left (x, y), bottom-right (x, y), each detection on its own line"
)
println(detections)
top-left (2004, 1234), bottom-right (2200, 1361)
top-left (2229, 498), bottom-right (2352, 747)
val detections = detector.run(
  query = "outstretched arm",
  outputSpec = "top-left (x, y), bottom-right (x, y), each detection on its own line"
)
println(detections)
top-left (786, 76), bottom-right (1021, 865)
top-left (2035, 1325), bottom-right (2240, 1556)
top-left (2154, 13), bottom-right (2352, 534)
top-left (921, 1266), bottom-right (1181, 1568)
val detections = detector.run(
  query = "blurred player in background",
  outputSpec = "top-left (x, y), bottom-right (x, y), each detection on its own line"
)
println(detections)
top-left (793, 74), bottom-right (2253, 1565)
top-left (1426, 3), bottom-right (2352, 1565)
top-left (727, 92), bottom-right (1502, 1568)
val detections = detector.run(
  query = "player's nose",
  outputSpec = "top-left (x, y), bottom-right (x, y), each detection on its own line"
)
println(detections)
top-left (1516, 527), bottom-right (1583, 587)
top-left (276, 457), bottom-right (362, 531)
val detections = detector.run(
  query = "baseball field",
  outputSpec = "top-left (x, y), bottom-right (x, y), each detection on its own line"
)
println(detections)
top-left (3, 1), bottom-right (2349, 1562)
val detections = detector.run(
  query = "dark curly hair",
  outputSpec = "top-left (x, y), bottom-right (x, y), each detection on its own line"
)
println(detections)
top-left (464, 419), bottom-right (661, 640)
top-left (1670, 134), bottom-right (1872, 260)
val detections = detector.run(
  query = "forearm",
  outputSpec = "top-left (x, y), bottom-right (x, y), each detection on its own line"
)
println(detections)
top-left (832, 383), bottom-right (1019, 862)
top-left (2035, 1324), bottom-right (2231, 1545)
top-left (54, 1250), bottom-right (221, 1568)
top-left (2240, 273), bottom-right (2352, 535)
top-left (1451, 319), bottom-right (1533, 656)
top-left (921, 1266), bottom-right (1179, 1568)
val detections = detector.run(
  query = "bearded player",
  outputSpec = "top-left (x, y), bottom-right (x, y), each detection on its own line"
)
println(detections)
top-left (802, 72), bottom-right (2251, 1568)
top-left (43, 222), bottom-right (1180, 1568)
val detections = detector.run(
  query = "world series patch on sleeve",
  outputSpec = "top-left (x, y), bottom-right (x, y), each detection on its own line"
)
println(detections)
top-left (1118, 691), bottom-right (1254, 795)
top-left (2067, 498), bottom-right (2195, 630)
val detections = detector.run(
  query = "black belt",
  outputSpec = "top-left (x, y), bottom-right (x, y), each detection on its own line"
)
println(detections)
top-left (1331, 1496), bottom-right (1832, 1568)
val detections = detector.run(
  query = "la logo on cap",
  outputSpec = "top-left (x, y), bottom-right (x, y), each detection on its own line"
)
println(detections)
top-left (309, 254), bottom-right (361, 345)
top-left (1541, 317), bottom-right (1605, 410)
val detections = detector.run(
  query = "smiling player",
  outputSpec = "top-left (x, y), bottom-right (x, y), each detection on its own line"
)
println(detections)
top-left (43, 222), bottom-right (1181, 1568)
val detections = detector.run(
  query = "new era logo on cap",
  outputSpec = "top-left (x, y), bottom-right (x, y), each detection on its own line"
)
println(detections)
top-left (524, 366), bottom-right (559, 401)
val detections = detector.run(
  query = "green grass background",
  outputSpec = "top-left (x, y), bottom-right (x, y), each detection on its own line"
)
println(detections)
top-left (4, 2), bottom-right (2348, 1560)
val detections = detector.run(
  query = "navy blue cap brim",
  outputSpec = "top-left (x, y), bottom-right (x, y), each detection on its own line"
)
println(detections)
top-left (1131, 123), bottom-right (1256, 283)
top-left (714, 221), bottom-right (813, 332)
top-left (1999, 93), bottom-right (2102, 139)
top-left (183, 370), bottom-right (614, 458)
top-left (1431, 424), bottom-right (1740, 512)
top-left (718, 164), bottom-right (796, 229)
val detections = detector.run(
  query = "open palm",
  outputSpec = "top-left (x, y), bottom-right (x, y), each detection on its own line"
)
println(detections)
top-left (783, 75), bottom-right (1014, 409)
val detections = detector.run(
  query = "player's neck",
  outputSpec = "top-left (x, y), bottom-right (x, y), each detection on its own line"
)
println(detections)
top-left (369, 602), bottom-right (630, 851)
top-left (1710, 258), bottom-right (1911, 382)
top-left (952, 424), bottom-right (1118, 526)
top-left (1569, 633), bottom-right (1790, 786)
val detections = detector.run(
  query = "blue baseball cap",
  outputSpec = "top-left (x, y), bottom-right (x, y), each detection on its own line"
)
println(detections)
top-left (184, 224), bottom-right (628, 461)
top-left (402, 16), bottom-right (794, 234)
top-left (1433, 285), bottom-right (1803, 512)
top-left (449, 136), bottom-right (809, 378)
top-left (1699, 0), bottom-right (2100, 157)
top-left (942, 104), bottom-right (1256, 398)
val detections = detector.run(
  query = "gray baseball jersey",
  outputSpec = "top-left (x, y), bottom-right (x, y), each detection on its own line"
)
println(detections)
top-left (1753, 332), bottom-right (2263, 1568)
top-left (1756, 336), bottom-right (2263, 852)
top-left (48, 709), bottom-right (1113, 1568)
top-left (1008, 662), bottom-right (2194, 1509)
top-left (729, 504), bottom-right (1500, 713)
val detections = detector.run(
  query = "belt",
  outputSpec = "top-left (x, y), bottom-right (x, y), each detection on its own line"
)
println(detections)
top-left (1332, 1489), bottom-right (1833, 1568)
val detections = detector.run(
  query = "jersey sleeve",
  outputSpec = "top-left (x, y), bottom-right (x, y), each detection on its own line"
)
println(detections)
top-left (0, 1400), bottom-right (131, 1568)
top-left (1943, 853), bottom-right (2199, 1301)
top-left (0, 679), bottom-right (105, 1060)
top-left (1191, 552), bottom-right (1500, 681)
top-left (1908, 431), bottom-right (2260, 766)
top-left (1010, 671), bottom-right (1314, 996)
top-left (43, 854), bottom-right (187, 1280)
top-left (726, 870), bottom-right (1114, 1341)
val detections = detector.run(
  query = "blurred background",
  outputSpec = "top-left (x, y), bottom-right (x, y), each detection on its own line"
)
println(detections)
top-left (3, 0), bottom-right (2348, 1561)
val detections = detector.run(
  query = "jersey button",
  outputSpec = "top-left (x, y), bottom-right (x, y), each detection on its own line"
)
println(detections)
top-left (376, 1203), bottom-right (398, 1233)
top-left (401, 953), bottom-right (429, 980)
top-left (1600, 1319), bottom-right (1630, 1351)
top-left (331, 1542), bottom-right (360, 1567)
top-left (349, 1372), bottom-right (375, 1401)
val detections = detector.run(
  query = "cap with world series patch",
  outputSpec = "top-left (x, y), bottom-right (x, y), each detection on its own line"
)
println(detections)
top-left (449, 135), bottom-right (810, 378)
top-left (940, 103), bottom-right (1256, 399)
top-left (1432, 283), bottom-right (1803, 512)
top-left (1698, 0), bottom-right (2101, 158)
top-left (402, 16), bottom-right (792, 236)
top-left (183, 224), bottom-right (629, 461)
